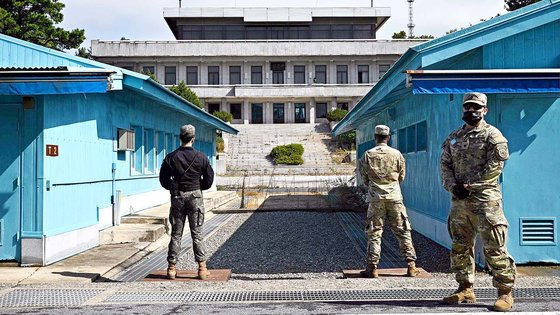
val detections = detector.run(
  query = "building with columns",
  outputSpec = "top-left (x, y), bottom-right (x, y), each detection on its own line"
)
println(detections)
top-left (92, 0), bottom-right (423, 124)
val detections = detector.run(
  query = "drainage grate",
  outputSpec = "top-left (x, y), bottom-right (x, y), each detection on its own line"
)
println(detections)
top-left (114, 213), bottom-right (233, 282)
top-left (0, 289), bottom-right (103, 308)
top-left (102, 287), bottom-right (560, 304)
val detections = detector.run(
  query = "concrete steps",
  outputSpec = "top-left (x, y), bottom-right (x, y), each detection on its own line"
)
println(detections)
top-left (100, 224), bottom-right (166, 244)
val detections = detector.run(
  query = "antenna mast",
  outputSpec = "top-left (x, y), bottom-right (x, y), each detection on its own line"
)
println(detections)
top-left (407, 0), bottom-right (415, 38)
top-left (179, 0), bottom-right (182, 8)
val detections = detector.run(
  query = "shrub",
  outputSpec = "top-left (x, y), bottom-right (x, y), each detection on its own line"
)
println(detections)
top-left (270, 143), bottom-right (304, 165)
top-left (216, 136), bottom-right (225, 153)
top-left (336, 130), bottom-right (356, 150)
top-left (326, 108), bottom-right (348, 122)
top-left (213, 111), bottom-right (233, 123)
top-left (169, 81), bottom-right (204, 108)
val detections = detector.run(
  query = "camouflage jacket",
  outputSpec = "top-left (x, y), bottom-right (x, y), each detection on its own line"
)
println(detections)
top-left (360, 143), bottom-right (405, 201)
top-left (440, 120), bottom-right (509, 202)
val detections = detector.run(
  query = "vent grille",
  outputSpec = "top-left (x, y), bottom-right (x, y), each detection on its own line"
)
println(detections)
top-left (521, 218), bottom-right (555, 245)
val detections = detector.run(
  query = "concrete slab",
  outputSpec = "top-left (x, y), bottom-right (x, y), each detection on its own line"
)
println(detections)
top-left (342, 268), bottom-right (432, 279)
top-left (144, 269), bottom-right (232, 282)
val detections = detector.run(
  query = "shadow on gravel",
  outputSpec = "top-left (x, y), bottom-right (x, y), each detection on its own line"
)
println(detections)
top-left (327, 300), bottom-right (492, 311)
top-left (207, 212), bottom-right (364, 274)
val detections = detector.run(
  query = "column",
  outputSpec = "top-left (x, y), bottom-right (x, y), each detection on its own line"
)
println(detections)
top-left (309, 99), bottom-right (316, 124)
top-left (243, 100), bottom-right (250, 125)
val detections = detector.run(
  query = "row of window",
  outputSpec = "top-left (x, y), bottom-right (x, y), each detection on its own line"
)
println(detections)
top-left (179, 24), bottom-right (375, 40)
top-left (205, 102), bottom-right (348, 121)
top-left (397, 121), bottom-right (428, 154)
top-left (140, 63), bottom-right (390, 86)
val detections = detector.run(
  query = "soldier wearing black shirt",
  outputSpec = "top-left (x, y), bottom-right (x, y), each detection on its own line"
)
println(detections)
top-left (159, 124), bottom-right (214, 280)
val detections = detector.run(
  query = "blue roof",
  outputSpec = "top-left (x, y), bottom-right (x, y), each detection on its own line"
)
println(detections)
top-left (333, 0), bottom-right (560, 136)
top-left (0, 34), bottom-right (238, 135)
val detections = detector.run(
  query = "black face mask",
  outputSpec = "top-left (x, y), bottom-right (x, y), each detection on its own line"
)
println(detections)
top-left (462, 111), bottom-right (483, 126)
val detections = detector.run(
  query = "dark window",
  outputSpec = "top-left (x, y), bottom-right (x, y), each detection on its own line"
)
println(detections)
top-left (273, 71), bottom-right (284, 84)
top-left (270, 27), bottom-right (286, 39)
top-left (181, 25), bottom-right (202, 40)
top-left (208, 103), bottom-right (220, 114)
top-left (353, 24), bottom-right (374, 39)
top-left (204, 25), bottom-right (223, 40)
top-left (230, 103), bottom-right (242, 120)
top-left (251, 66), bottom-right (262, 84)
top-left (164, 66), bottom-right (176, 85)
top-left (288, 26), bottom-right (310, 39)
top-left (208, 66), bottom-right (220, 85)
top-left (246, 26), bottom-right (267, 39)
top-left (398, 128), bottom-right (407, 153)
top-left (229, 66), bottom-right (241, 85)
top-left (294, 65), bottom-right (306, 84)
top-left (315, 65), bottom-right (327, 84)
top-left (294, 103), bottom-right (306, 123)
top-left (225, 25), bottom-right (245, 39)
top-left (336, 65), bottom-right (348, 84)
top-left (416, 121), bottom-right (427, 151)
top-left (316, 103), bottom-right (327, 118)
top-left (379, 64), bottom-right (391, 79)
top-left (310, 25), bottom-right (330, 39)
top-left (186, 66), bottom-right (198, 85)
top-left (337, 103), bottom-right (349, 111)
top-left (332, 24), bottom-right (353, 39)
top-left (406, 125), bottom-right (416, 153)
top-left (358, 65), bottom-right (369, 83)
top-left (142, 66), bottom-right (155, 76)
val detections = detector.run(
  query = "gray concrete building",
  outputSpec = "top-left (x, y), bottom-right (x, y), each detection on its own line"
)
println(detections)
top-left (92, 0), bottom-right (423, 124)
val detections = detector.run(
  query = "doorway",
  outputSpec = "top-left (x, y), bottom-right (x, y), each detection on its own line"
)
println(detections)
top-left (294, 103), bottom-right (306, 123)
top-left (273, 103), bottom-right (285, 123)
top-left (251, 103), bottom-right (263, 124)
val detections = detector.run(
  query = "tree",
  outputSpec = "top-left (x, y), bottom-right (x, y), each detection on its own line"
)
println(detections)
top-left (392, 30), bottom-right (434, 40)
top-left (0, 0), bottom-right (85, 50)
top-left (392, 31), bottom-right (407, 39)
top-left (505, 0), bottom-right (539, 11)
top-left (169, 81), bottom-right (204, 109)
top-left (75, 47), bottom-right (92, 59)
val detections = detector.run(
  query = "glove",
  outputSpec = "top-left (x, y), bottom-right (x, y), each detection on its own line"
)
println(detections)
top-left (452, 183), bottom-right (470, 200)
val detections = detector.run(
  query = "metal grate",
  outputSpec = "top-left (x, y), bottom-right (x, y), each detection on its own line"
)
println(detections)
top-left (0, 289), bottom-right (103, 308)
top-left (521, 217), bottom-right (556, 245)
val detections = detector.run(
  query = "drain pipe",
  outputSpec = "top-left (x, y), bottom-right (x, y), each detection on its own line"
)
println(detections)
top-left (111, 162), bottom-right (119, 226)
top-left (240, 172), bottom-right (246, 209)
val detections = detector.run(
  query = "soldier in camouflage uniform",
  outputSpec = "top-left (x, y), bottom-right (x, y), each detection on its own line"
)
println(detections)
top-left (440, 93), bottom-right (516, 312)
top-left (359, 125), bottom-right (420, 278)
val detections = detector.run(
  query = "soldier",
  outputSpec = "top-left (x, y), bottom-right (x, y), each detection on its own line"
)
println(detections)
top-left (359, 125), bottom-right (420, 278)
top-left (159, 124), bottom-right (214, 280)
top-left (440, 92), bottom-right (516, 312)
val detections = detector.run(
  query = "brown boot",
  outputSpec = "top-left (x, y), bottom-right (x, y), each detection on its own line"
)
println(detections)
top-left (442, 283), bottom-right (476, 304)
top-left (493, 287), bottom-right (514, 312)
top-left (406, 261), bottom-right (420, 277)
top-left (359, 264), bottom-right (379, 278)
top-left (166, 263), bottom-right (176, 280)
top-left (198, 261), bottom-right (210, 280)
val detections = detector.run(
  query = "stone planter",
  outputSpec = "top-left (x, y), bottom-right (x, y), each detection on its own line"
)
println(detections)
top-left (216, 153), bottom-right (227, 175)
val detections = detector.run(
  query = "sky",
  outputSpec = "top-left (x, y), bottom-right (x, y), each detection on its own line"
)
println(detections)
top-left (58, 0), bottom-right (508, 49)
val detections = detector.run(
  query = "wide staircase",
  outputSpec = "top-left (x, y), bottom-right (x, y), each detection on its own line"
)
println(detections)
top-left (223, 123), bottom-right (355, 176)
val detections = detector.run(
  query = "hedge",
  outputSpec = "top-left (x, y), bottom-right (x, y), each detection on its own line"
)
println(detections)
top-left (270, 143), bottom-right (304, 165)
top-left (216, 136), bottom-right (225, 153)
top-left (213, 111), bottom-right (233, 123)
top-left (326, 108), bottom-right (348, 122)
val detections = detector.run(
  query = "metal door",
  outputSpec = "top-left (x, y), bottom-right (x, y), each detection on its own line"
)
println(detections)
top-left (273, 103), bottom-right (285, 123)
top-left (251, 103), bottom-right (263, 124)
top-left (0, 105), bottom-right (21, 260)
top-left (294, 103), bottom-right (306, 123)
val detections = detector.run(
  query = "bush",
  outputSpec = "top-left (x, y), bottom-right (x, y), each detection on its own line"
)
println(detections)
top-left (213, 111), bottom-right (233, 123)
top-left (326, 108), bottom-right (348, 122)
top-left (270, 143), bottom-right (304, 165)
top-left (336, 130), bottom-right (356, 150)
top-left (169, 81), bottom-right (204, 108)
top-left (216, 136), bottom-right (224, 153)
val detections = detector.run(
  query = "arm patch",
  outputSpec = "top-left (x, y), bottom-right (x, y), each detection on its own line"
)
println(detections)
top-left (496, 143), bottom-right (509, 161)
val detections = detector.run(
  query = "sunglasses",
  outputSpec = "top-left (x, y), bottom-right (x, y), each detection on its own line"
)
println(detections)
top-left (462, 103), bottom-right (485, 111)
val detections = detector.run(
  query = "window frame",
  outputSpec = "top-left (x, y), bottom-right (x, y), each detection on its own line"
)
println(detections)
top-left (164, 66), bottom-right (177, 85)
top-left (208, 66), bottom-right (220, 85)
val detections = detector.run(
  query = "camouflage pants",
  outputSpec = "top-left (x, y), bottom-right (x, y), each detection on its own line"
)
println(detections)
top-left (167, 190), bottom-right (206, 264)
top-left (448, 199), bottom-right (516, 288)
top-left (365, 199), bottom-right (417, 266)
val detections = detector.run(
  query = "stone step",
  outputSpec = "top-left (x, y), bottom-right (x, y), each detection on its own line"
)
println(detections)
top-left (99, 223), bottom-right (166, 245)
top-left (120, 216), bottom-right (167, 225)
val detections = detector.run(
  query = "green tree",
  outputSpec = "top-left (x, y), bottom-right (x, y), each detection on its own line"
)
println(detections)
top-left (0, 0), bottom-right (85, 50)
top-left (505, 0), bottom-right (539, 11)
top-left (392, 30), bottom-right (434, 40)
top-left (75, 47), bottom-right (92, 59)
top-left (169, 81), bottom-right (203, 109)
top-left (392, 31), bottom-right (407, 39)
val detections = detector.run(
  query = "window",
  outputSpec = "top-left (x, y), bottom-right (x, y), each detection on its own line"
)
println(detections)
top-left (273, 71), bottom-right (284, 84)
top-left (186, 66), bottom-right (198, 85)
top-left (398, 128), bottom-right (407, 153)
top-left (398, 121), bottom-right (427, 154)
top-left (226, 25), bottom-right (245, 39)
top-left (164, 66), bottom-right (176, 85)
top-left (166, 133), bottom-right (174, 155)
top-left (354, 24), bottom-right (374, 39)
top-left (181, 25), bottom-right (202, 40)
top-left (315, 65), bottom-right (327, 84)
top-left (131, 125), bottom-right (143, 174)
top-left (142, 66), bottom-right (155, 76)
top-left (246, 26), bottom-right (267, 39)
top-left (229, 66), bottom-right (241, 85)
top-left (270, 27), bottom-right (286, 39)
top-left (144, 128), bottom-right (155, 173)
top-left (294, 65), bottom-right (306, 84)
top-left (208, 66), bottom-right (220, 85)
top-left (310, 25), bottom-right (330, 39)
top-left (251, 66), bottom-right (262, 84)
top-left (208, 103), bottom-right (220, 114)
top-left (337, 103), bottom-right (349, 111)
top-left (379, 64), bottom-right (391, 79)
top-left (406, 125), bottom-right (416, 154)
top-left (358, 65), bottom-right (369, 84)
top-left (316, 103), bottom-right (327, 118)
top-left (337, 65), bottom-right (348, 84)
top-left (230, 103), bottom-right (242, 120)
top-left (416, 121), bottom-right (427, 151)
top-left (332, 24), bottom-right (353, 39)
top-left (204, 25), bottom-right (223, 40)
top-left (157, 131), bottom-right (165, 171)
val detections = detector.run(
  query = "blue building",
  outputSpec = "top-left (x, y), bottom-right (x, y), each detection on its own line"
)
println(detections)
top-left (333, 0), bottom-right (560, 264)
top-left (0, 34), bottom-right (238, 266)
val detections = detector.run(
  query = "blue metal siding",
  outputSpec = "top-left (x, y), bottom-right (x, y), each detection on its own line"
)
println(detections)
top-left (0, 38), bottom-right (91, 69)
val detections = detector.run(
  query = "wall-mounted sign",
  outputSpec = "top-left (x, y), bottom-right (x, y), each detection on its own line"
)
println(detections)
top-left (46, 145), bottom-right (59, 157)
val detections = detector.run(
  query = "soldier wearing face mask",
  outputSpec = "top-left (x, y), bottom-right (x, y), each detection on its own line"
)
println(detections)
top-left (440, 92), bottom-right (516, 312)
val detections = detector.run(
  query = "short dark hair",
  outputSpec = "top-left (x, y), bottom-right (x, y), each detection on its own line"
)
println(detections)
top-left (180, 134), bottom-right (194, 144)
top-left (375, 134), bottom-right (390, 142)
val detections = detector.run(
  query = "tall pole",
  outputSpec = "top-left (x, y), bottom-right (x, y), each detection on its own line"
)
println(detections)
top-left (179, 0), bottom-right (182, 8)
top-left (407, 0), bottom-right (415, 38)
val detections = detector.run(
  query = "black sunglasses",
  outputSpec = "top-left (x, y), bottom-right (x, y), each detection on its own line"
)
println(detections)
top-left (462, 103), bottom-right (485, 111)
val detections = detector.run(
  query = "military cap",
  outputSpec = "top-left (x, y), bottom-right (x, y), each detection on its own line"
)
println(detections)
top-left (180, 124), bottom-right (195, 137)
top-left (463, 92), bottom-right (487, 107)
top-left (374, 125), bottom-right (390, 136)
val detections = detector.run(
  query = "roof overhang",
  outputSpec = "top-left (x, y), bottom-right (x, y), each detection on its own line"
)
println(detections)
top-left (407, 69), bottom-right (560, 94)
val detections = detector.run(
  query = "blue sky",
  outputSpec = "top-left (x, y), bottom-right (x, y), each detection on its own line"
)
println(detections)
top-left (59, 0), bottom-right (507, 49)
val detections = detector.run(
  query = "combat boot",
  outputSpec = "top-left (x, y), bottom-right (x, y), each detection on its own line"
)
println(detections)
top-left (442, 283), bottom-right (476, 304)
top-left (167, 263), bottom-right (177, 280)
top-left (198, 261), bottom-right (210, 280)
top-left (493, 287), bottom-right (513, 312)
top-left (406, 261), bottom-right (420, 277)
top-left (359, 264), bottom-right (379, 278)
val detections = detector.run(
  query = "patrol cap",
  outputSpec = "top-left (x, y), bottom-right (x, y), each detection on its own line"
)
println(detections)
top-left (180, 124), bottom-right (195, 138)
top-left (374, 125), bottom-right (390, 136)
top-left (462, 92), bottom-right (487, 107)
